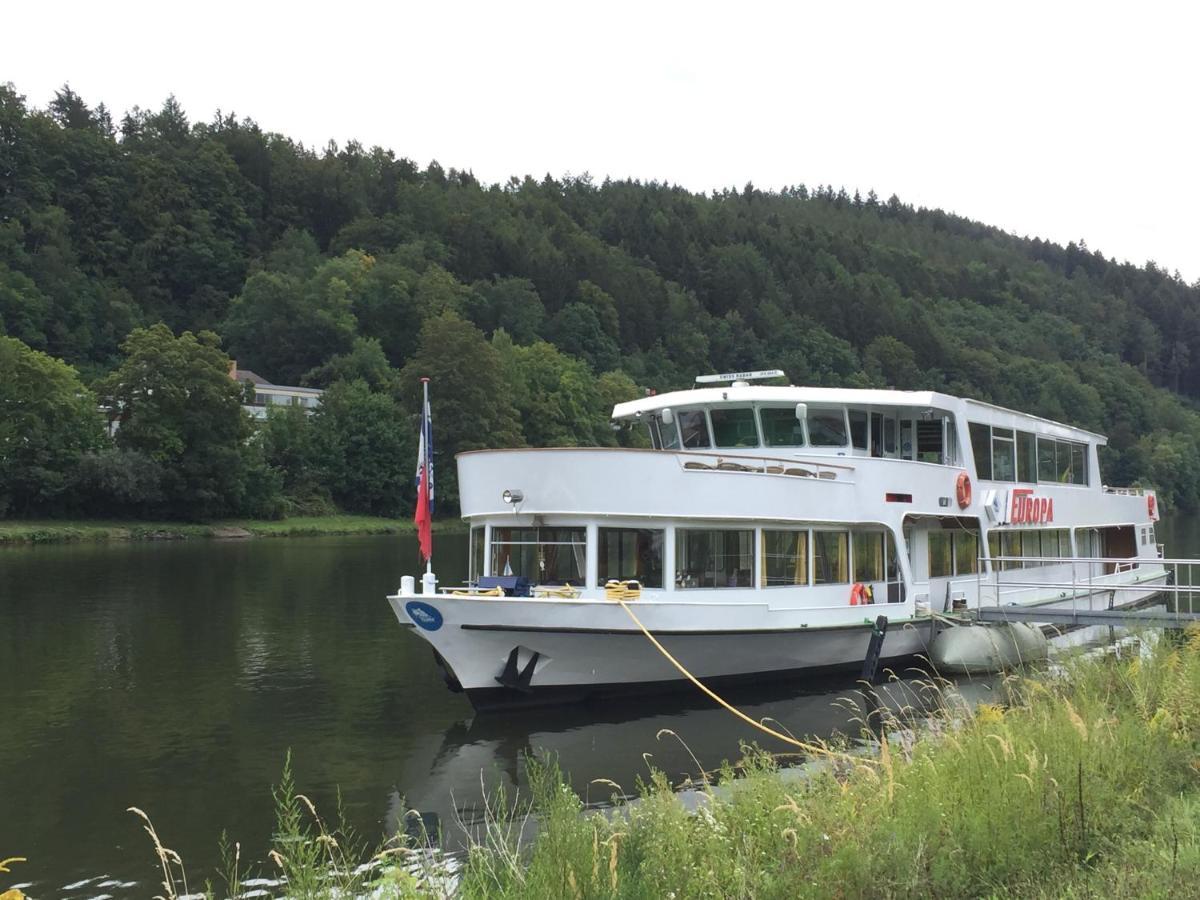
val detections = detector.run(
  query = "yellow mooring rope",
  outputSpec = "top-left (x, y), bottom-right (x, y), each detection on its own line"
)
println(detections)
top-left (616, 599), bottom-right (873, 764)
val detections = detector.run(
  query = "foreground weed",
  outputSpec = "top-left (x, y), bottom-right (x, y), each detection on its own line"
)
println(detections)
top-left (455, 631), bottom-right (1200, 899)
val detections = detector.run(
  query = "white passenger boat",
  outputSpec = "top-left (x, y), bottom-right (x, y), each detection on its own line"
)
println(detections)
top-left (388, 370), bottom-right (1166, 709)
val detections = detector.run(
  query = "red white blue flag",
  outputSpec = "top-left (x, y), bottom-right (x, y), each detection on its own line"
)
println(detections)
top-left (414, 383), bottom-right (434, 562)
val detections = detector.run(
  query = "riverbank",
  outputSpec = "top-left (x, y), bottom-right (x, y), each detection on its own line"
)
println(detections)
top-left (0, 515), bottom-right (466, 545)
top-left (39, 631), bottom-right (1198, 899)
top-left (452, 632), bottom-right (1200, 898)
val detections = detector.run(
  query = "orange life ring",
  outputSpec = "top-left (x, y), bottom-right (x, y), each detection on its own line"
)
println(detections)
top-left (956, 471), bottom-right (972, 509)
top-left (1147, 495), bottom-right (1157, 521)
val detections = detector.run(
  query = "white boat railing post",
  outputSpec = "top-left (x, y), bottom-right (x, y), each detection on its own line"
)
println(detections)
top-left (1072, 552), bottom-right (1079, 622)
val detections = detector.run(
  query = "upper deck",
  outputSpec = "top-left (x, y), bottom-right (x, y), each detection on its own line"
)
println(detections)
top-left (611, 384), bottom-right (1107, 490)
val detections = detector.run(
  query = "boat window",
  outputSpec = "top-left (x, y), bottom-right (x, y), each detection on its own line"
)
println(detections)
top-left (1041, 529), bottom-right (1069, 560)
top-left (945, 417), bottom-right (959, 465)
top-left (490, 527), bottom-right (586, 585)
top-left (808, 408), bottom-right (848, 447)
top-left (659, 415), bottom-right (681, 450)
top-left (1055, 442), bottom-right (1073, 484)
top-left (644, 418), bottom-right (661, 449)
top-left (1023, 532), bottom-right (1042, 565)
top-left (991, 428), bottom-right (1016, 482)
top-left (853, 531), bottom-right (885, 582)
top-left (1000, 531), bottom-right (1023, 570)
top-left (1017, 431), bottom-right (1037, 482)
top-left (677, 410), bottom-right (711, 449)
top-left (676, 528), bottom-right (754, 588)
top-left (762, 530), bottom-right (808, 586)
top-left (954, 531), bottom-right (979, 574)
top-left (916, 419), bottom-right (943, 463)
top-left (599, 528), bottom-right (664, 588)
top-left (900, 419), bottom-right (914, 459)
top-left (1071, 443), bottom-right (1087, 485)
top-left (812, 530), bottom-right (849, 584)
top-left (969, 423), bottom-right (992, 479)
top-left (760, 407), bottom-right (806, 447)
top-left (870, 413), bottom-right (885, 457)
top-left (848, 410), bottom-right (869, 451)
top-left (928, 531), bottom-right (953, 578)
top-left (470, 527), bottom-right (485, 584)
top-left (1037, 438), bottom-right (1056, 483)
top-left (1037, 437), bottom-right (1089, 485)
top-left (710, 407), bottom-right (759, 448)
top-left (883, 416), bottom-right (898, 457)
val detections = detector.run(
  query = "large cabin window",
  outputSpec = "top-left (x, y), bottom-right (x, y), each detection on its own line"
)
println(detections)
top-left (849, 410), bottom-right (869, 451)
top-left (760, 407), bottom-right (805, 447)
top-left (954, 531), bottom-right (979, 574)
top-left (812, 530), bottom-right (849, 584)
top-left (710, 407), bottom-right (758, 448)
top-left (991, 428), bottom-right (1016, 482)
top-left (470, 527), bottom-right (485, 584)
top-left (490, 527), bottom-right (586, 585)
top-left (969, 423), bottom-right (992, 479)
top-left (928, 532), bottom-right (953, 578)
top-left (1017, 431), bottom-right (1037, 482)
top-left (599, 528), bottom-right (664, 588)
top-left (808, 408), bottom-right (848, 447)
top-left (645, 416), bottom-right (679, 450)
top-left (677, 410), bottom-right (711, 449)
top-left (1036, 437), bottom-right (1089, 485)
top-left (853, 531), bottom-right (885, 582)
top-left (916, 420), bottom-right (943, 463)
top-left (762, 530), bottom-right (808, 586)
top-left (930, 529), bottom-right (979, 577)
top-left (676, 529), bottom-right (754, 588)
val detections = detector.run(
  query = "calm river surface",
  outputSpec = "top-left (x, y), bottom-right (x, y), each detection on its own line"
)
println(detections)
top-left (3, 518), bottom-right (1197, 895)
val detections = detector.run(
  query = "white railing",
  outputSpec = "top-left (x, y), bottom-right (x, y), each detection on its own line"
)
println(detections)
top-left (1103, 486), bottom-right (1150, 496)
top-left (976, 554), bottom-right (1186, 618)
top-left (675, 451), bottom-right (854, 482)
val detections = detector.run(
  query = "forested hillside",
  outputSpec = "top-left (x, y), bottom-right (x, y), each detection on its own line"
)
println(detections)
top-left (3, 84), bottom-right (1200, 519)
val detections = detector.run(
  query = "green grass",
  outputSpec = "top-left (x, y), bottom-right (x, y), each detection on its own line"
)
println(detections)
top-left (97, 632), bottom-right (1200, 898)
top-left (0, 515), bottom-right (465, 544)
top-left (457, 633), bottom-right (1200, 899)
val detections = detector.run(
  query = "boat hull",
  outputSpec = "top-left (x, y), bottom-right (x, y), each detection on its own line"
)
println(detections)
top-left (388, 594), bottom-right (933, 710)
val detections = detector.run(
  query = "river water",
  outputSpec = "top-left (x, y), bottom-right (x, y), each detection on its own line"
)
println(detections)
top-left (2, 518), bottom-right (1195, 895)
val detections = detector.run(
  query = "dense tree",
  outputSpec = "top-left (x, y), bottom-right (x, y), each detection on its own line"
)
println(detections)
top-left (222, 254), bottom-right (362, 384)
top-left (0, 336), bottom-right (102, 515)
top-left (308, 379), bottom-right (412, 516)
top-left (96, 325), bottom-right (255, 518)
top-left (5, 83), bottom-right (1200, 513)
top-left (401, 312), bottom-right (523, 506)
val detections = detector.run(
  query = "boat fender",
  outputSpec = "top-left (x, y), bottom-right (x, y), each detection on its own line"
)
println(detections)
top-left (956, 471), bottom-right (972, 509)
top-left (849, 582), bottom-right (873, 605)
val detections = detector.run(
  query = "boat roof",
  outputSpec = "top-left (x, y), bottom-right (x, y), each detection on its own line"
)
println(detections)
top-left (611, 386), bottom-right (1108, 444)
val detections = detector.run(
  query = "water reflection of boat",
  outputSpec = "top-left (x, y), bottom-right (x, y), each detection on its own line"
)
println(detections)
top-left (389, 371), bottom-right (1165, 710)
top-left (386, 669), bottom-right (1002, 847)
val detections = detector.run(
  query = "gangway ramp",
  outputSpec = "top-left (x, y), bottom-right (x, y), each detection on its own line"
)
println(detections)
top-left (968, 553), bottom-right (1200, 630)
top-left (974, 605), bottom-right (1200, 629)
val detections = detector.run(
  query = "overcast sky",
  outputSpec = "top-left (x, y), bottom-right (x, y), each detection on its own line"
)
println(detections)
top-left (8, 1), bottom-right (1199, 282)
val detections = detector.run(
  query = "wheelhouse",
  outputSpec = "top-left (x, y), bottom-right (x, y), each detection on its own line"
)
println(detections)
top-left (635, 396), bottom-right (962, 465)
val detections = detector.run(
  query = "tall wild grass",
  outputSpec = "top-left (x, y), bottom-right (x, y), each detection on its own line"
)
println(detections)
top-left (122, 631), bottom-right (1200, 897)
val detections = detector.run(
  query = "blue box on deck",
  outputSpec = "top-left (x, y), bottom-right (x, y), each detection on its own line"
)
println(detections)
top-left (477, 575), bottom-right (532, 597)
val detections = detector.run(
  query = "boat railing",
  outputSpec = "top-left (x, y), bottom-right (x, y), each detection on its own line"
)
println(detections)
top-left (975, 554), bottom-right (1188, 618)
top-left (675, 451), bottom-right (854, 482)
top-left (1103, 486), bottom-right (1151, 496)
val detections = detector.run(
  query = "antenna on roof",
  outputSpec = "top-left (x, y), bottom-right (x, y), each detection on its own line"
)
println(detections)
top-left (695, 369), bottom-right (786, 388)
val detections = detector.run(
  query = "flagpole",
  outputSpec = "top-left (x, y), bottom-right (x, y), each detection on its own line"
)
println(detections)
top-left (422, 377), bottom-right (432, 576)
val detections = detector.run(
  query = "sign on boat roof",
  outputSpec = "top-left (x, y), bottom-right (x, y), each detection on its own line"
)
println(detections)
top-left (694, 369), bottom-right (787, 385)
